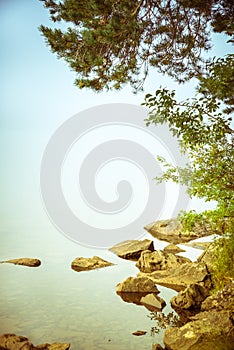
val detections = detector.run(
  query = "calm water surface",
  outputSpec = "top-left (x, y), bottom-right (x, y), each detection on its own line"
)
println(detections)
top-left (0, 228), bottom-right (202, 349)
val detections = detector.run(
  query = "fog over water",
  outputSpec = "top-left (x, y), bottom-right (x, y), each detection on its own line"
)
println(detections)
top-left (0, 1), bottom-right (231, 348)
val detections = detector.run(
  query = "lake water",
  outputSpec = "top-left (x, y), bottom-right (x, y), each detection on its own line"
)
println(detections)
top-left (0, 226), bottom-right (203, 349)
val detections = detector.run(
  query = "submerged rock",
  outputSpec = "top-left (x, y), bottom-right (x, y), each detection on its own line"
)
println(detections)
top-left (116, 276), bottom-right (159, 293)
top-left (144, 218), bottom-right (213, 244)
top-left (109, 239), bottom-right (154, 260)
top-left (136, 250), bottom-right (190, 273)
top-left (0, 334), bottom-right (70, 350)
top-left (1, 258), bottom-right (41, 267)
top-left (71, 256), bottom-right (114, 272)
top-left (140, 293), bottom-right (166, 311)
top-left (139, 262), bottom-right (211, 292)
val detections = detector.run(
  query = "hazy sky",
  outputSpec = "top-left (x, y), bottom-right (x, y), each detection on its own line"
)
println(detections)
top-left (0, 0), bottom-right (232, 244)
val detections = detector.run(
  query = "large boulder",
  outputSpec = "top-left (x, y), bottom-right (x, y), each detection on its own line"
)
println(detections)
top-left (116, 276), bottom-right (160, 306)
top-left (144, 218), bottom-right (213, 244)
top-left (164, 282), bottom-right (234, 350)
top-left (1, 258), bottom-right (41, 267)
top-left (109, 239), bottom-right (154, 260)
top-left (71, 256), bottom-right (114, 272)
top-left (0, 334), bottom-right (70, 350)
top-left (163, 310), bottom-right (234, 350)
top-left (139, 262), bottom-right (211, 292)
top-left (136, 250), bottom-right (191, 273)
top-left (116, 276), bottom-right (159, 293)
top-left (170, 283), bottom-right (210, 311)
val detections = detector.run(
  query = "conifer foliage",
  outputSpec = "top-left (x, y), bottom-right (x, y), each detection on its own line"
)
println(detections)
top-left (40, 0), bottom-right (234, 91)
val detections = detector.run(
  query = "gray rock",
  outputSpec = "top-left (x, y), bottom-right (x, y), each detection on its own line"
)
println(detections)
top-left (109, 239), bottom-right (154, 260)
top-left (1, 258), bottom-right (41, 267)
top-left (116, 276), bottom-right (159, 293)
top-left (171, 283), bottom-right (210, 311)
top-left (140, 293), bottom-right (166, 311)
top-left (163, 243), bottom-right (185, 254)
top-left (71, 256), bottom-right (114, 272)
top-left (163, 310), bottom-right (234, 350)
top-left (136, 250), bottom-right (191, 273)
top-left (139, 262), bottom-right (211, 292)
top-left (144, 218), bottom-right (213, 244)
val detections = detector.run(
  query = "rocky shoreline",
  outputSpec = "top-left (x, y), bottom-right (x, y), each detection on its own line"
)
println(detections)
top-left (110, 218), bottom-right (234, 349)
top-left (0, 334), bottom-right (70, 350)
top-left (1, 218), bottom-right (233, 350)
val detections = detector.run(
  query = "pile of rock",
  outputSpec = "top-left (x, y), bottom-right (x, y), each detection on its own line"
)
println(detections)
top-left (164, 281), bottom-right (234, 350)
top-left (0, 334), bottom-right (70, 350)
top-left (109, 218), bottom-right (234, 349)
top-left (2, 218), bottom-right (233, 349)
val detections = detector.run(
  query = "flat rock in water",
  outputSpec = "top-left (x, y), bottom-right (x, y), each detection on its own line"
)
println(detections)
top-left (71, 256), bottom-right (114, 272)
top-left (116, 276), bottom-right (159, 293)
top-left (136, 250), bottom-right (191, 273)
top-left (144, 218), bottom-right (213, 244)
top-left (0, 334), bottom-right (70, 350)
top-left (138, 262), bottom-right (211, 292)
top-left (163, 243), bottom-right (185, 254)
top-left (109, 239), bottom-right (154, 260)
top-left (1, 258), bottom-right (41, 267)
top-left (140, 293), bottom-right (166, 311)
top-left (132, 330), bottom-right (147, 336)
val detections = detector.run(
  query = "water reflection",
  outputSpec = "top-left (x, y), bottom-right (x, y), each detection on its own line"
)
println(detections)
top-left (117, 291), bottom-right (150, 305)
top-left (148, 311), bottom-right (184, 336)
top-left (117, 291), bottom-right (166, 312)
